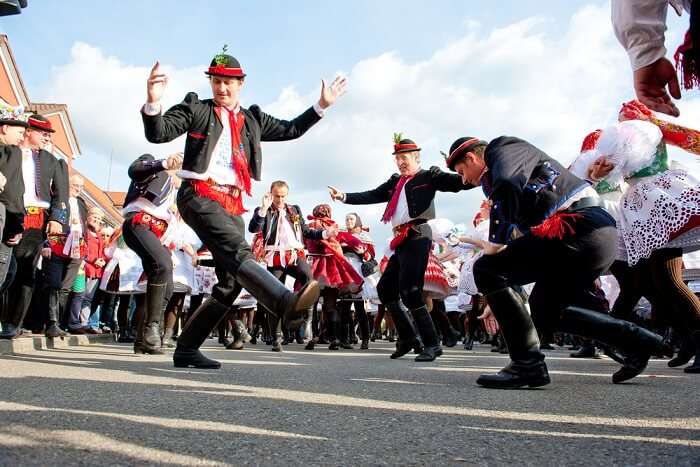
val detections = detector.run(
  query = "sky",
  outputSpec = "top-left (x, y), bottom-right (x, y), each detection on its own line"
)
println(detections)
top-left (2, 0), bottom-right (699, 249)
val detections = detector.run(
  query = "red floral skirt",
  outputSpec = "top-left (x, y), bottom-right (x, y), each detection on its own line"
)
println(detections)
top-left (308, 253), bottom-right (363, 293)
top-left (423, 251), bottom-right (449, 299)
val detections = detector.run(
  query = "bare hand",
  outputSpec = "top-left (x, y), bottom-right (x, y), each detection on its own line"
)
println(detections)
top-left (328, 185), bottom-right (344, 202)
top-left (46, 220), bottom-right (62, 235)
top-left (588, 156), bottom-right (615, 181)
top-left (260, 192), bottom-right (273, 212)
top-left (633, 57), bottom-right (681, 117)
top-left (41, 247), bottom-right (52, 259)
top-left (325, 224), bottom-right (339, 238)
top-left (147, 61), bottom-right (169, 104)
top-left (478, 305), bottom-right (499, 335)
top-left (6, 234), bottom-right (21, 246)
top-left (318, 76), bottom-right (347, 109)
top-left (165, 152), bottom-right (183, 170)
top-left (482, 241), bottom-right (506, 256)
top-left (95, 258), bottom-right (106, 268)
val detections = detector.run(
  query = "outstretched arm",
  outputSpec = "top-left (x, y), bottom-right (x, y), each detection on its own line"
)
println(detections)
top-left (330, 175), bottom-right (398, 206)
top-left (620, 100), bottom-right (700, 154)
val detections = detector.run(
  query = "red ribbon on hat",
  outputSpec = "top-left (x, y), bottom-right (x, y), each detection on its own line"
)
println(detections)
top-left (28, 117), bottom-right (53, 132)
top-left (207, 65), bottom-right (245, 77)
top-left (393, 142), bottom-right (418, 153)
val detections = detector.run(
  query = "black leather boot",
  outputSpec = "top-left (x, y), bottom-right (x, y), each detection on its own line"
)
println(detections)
top-left (328, 319), bottom-right (341, 350)
top-left (45, 290), bottom-right (67, 338)
top-left (558, 306), bottom-right (673, 383)
top-left (138, 283), bottom-right (166, 353)
top-left (570, 339), bottom-right (598, 358)
top-left (411, 306), bottom-right (443, 362)
top-left (173, 296), bottom-right (230, 368)
top-left (684, 331), bottom-right (700, 373)
top-left (385, 301), bottom-right (421, 359)
top-left (476, 288), bottom-right (549, 389)
top-left (236, 260), bottom-right (319, 328)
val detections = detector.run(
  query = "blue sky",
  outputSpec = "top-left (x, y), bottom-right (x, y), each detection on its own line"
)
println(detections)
top-left (1, 1), bottom-right (697, 248)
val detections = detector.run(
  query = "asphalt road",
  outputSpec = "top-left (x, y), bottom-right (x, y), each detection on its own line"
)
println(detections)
top-left (0, 339), bottom-right (698, 466)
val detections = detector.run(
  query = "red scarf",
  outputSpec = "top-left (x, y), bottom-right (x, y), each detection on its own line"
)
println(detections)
top-left (215, 107), bottom-right (251, 196)
top-left (381, 175), bottom-right (412, 223)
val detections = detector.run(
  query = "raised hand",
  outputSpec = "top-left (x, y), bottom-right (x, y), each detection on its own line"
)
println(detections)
top-left (318, 76), bottom-right (347, 109)
top-left (633, 57), bottom-right (681, 117)
top-left (260, 192), bottom-right (273, 214)
top-left (147, 61), bottom-right (169, 104)
top-left (588, 156), bottom-right (615, 182)
top-left (165, 152), bottom-right (183, 170)
top-left (328, 185), bottom-right (344, 202)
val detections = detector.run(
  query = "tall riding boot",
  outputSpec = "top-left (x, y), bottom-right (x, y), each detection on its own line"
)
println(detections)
top-left (410, 306), bottom-right (443, 362)
top-left (236, 260), bottom-right (320, 328)
top-left (558, 306), bottom-right (673, 383)
top-left (173, 296), bottom-right (230, 368)
top-left (476, 288), bottom-right (549, 389)
top-left (385, 301), bottom-right (422, 359)
top-left (267, 311), bottom-right (283, 352)
top-left (340, 307), bottom-right (354, 349)
top-left (45, 289), bottom-right (67, 338)
top-left (136, 283), bottom-right (167, 354)
top-left (0, 285), bottom-right (33, 339)
top-left (327, 305), bottom-right (341, 350)
top-left (684, 331), bottom-right (700, 373)
top-left (132, 295), bottom-right (145, 352)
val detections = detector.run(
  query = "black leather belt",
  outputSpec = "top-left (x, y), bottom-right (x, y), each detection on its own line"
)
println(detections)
top-left (569, 197), bottom-right (606, 211)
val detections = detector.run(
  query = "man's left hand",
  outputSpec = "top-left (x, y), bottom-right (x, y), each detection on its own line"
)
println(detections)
top-left (482, 241), bottom-right (506, 255)
top-left (318, 76), bottom-right (347, 109)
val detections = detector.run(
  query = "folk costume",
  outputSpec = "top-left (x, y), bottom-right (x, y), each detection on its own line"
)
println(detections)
top-left (305, 204), bottom-right (363, 350)
top-left (121, 153), bottom-right (177, 354)
top-left (340, 136), bottom-right (468, 361)
top-left (444, 135), bottom-right (672, 389)
top-left (338, 215), bottom-right (378, 349)
top-left (248, 201), bottom-right (324, 351)
top-left (0, 115), bottom-right (69, 339)
top-left (141, 53), bottom-right (325, 368)
top-left (570, 102), bottom-right (700, 373)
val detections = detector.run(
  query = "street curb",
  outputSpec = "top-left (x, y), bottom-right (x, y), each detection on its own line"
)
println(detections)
top-left (0, 333), bottom-right (114, 355)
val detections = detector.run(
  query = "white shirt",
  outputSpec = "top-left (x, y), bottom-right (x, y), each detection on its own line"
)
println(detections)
top-left (390, 183), bottom-right (412, 227)
top-left (21, 148), bottom-right (50, 209)
top-left (611, 0), bottom-right (691, 71)
top-left (122, 184), bottom-right (175, 223)
top-left (270, 207), bottom-right (304, 251)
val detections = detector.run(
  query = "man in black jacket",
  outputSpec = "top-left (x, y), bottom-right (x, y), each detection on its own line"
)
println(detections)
top-left (329, 135), bottom-right (469, 362)
top-left (141, 51), bottom-right (346, 368)
top-left (445, 135), bottom-right (672, 388)
top-left (0, 114), bottom-right (68, 339)
top-left (248, 180), bottom-right (334, 351)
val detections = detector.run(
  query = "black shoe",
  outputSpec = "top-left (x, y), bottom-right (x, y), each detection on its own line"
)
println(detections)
top-left (0, 323), bottom-right (19, 339)
top-left (305, 340), bottom-right (315, 350)
top-left (134, 344), bottom-right (165, 355)
top-left (272, 336), bottom-right (283, 352)
top-left (539, 343), bottom-right (555, 350)
top-left (570, 342), bottom-right (598, 358)
top-left (173, 348), bottom-right (221, 369)
top-left (117, 332), bottom-right (135, 343)
top-left (340, 342), bottom-right (354, 350)
top-left (463, 336), bottom-right (474, 351)
top-left (683, 331), bottom-right (700, 373)
top-left (477, 361), bottom-right (551, 389)
top-left (227, 339), bottom-right (245, 350)
top-left (45, 323), bottom-right (67, 338)
top-left (360, 340), bottom-right (369, 350)
top-left (328, 341), bottom-right (340, 350)
top-left (415, 345), bottom-right (442, 362)
top-left (669, 334), bottom-right (696, 368)
top-left (390, 338), bottom-right (420, 359)
top-left (443, 329), bottom-right (461, 348)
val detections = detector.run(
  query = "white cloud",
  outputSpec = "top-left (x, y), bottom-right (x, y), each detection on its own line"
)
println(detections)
top-left (36, 3), bottom-right (700, 250)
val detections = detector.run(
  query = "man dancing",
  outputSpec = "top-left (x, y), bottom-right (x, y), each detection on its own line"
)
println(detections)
top-left (444, 135), bottom-right (672, 388)
top-left (329, 134), bottom-right (468, 361)
top-left (142, 49), bottom-right (346, 368)
top-left (248, 180), bottom-right (335, 352)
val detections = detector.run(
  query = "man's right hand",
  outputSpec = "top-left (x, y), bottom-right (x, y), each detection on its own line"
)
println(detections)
top-left (165, 152), bottom-right (183, 170)
top-left (633, 57), bottom-right (681, 117)
top-left (259, 192), bottom-right (273, 215)
top-left (147, 61), bottom-right (168, 104)
top-left (328, 185), bottom-right (344, 202)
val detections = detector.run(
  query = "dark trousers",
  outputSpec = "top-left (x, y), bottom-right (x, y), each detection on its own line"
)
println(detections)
top-left (474, 207), bottom-right (618, 329)
top-left (42, 255), bottom-right (81, 327)
top-left (122, 214), bottom-right (174, 301)
top-left (177, 183), bottom-right (250, 306)
top-left (3, 227), bottom-right (45, 327)
top-left (266, 258), bottom-right (313, 336)
top-left (376, 230), bottom-right (431, 310)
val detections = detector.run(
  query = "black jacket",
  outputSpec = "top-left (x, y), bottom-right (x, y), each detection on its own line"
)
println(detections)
top-left (344, 166), bottom-right (468, 219)
top-left (0, 143), bottom-right (25, 239)
top-left (141, 92), bottom-right (322, 181)
top-left (248, 204), bottom-right (323, 245)
top-left (25, 149), bottom-right (69, 227)
top-left (479, 136), bottom-right (590, 244)
top-left (124, 154), bottom-right (172, 208)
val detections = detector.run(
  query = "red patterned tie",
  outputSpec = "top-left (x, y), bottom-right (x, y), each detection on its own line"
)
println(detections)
top-left (381, 175), bottom-right (412, 223)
